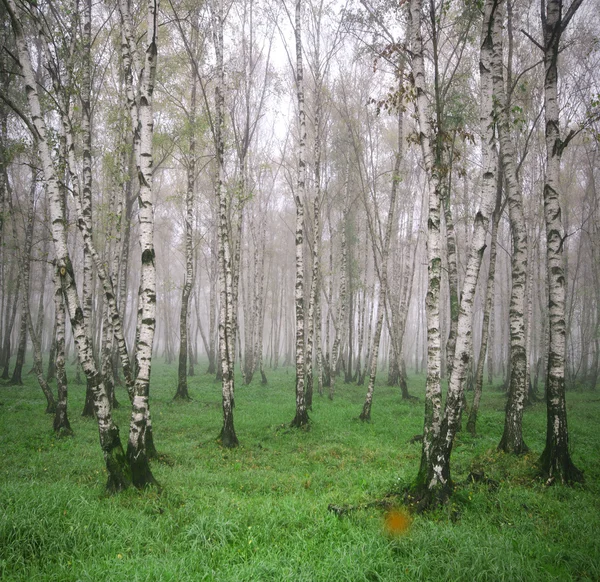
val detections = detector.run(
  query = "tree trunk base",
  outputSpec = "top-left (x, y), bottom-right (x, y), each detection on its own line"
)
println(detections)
top-left (104, 441), bottom-right (132, 493)
top-left (290, 410), bottom-right (310, 428)
top-left (173, 387), bottom-right (191, 401)
top-left (359, 401), bottom-right (371, 421)
top-left (539, 446), bottom-right (584, 485)
top-left (219, 422), bottom-right (239, 448)
top-left (145, 425), bottom-right (159, 460)
top-left (45, 401), bottom-right (57, 414)
top-left (408, 460), bottom-right (453, 513)
top-left (82, 387), bottom-right (96, 418)
top-left (54, 408), bottom-right (73, 437)
top-left (127, 444), bottom-right (159, 490)
top-left (260, 369), bottom-right (268, 385)
top-left (406, 480), bottom-right (452, 513)
top-left (497, 434), bottom-right (529, 455)
top-left (466, 416), bottom-right (477, 436)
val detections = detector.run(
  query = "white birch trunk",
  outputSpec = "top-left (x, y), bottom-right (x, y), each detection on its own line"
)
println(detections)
top-left (118, 0), bottom-right (160, 486)
top-left (175, 54), bottom-right (197, 401)
top-left (211, 0), bottom-right (238, 446)
top-left (539, 0), bottom-right (584, 483)
top-left (412, 0), bottom-right (497, 506)
top-left (52, 263), bottom-right (72, 436)
top-left (409, 0), bottom-right (443, 500)
top-left (360, 110), bottom-right (402, 420)
top-left (3, 0), bottom-right (131, 491)
top-left (291, 0), bottom-right (309, 427)
top-left (492, 0), bottom-right (529, 454)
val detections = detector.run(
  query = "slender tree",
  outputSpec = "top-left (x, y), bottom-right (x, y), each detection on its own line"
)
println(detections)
top-left (412, 0), bottom-right (498, 506)
top-left (538, 0), bottom-right (584, 483)
top-left (291, 0), bottom-right (310, 427)
top-left (211, 0), bottom-right (239, 446)
top-left (2, 0), bottom-right (131, 491)
top-left (493, 0), bottom-right (530, 455)
top-left (174, 30), bottom-right (198, 402)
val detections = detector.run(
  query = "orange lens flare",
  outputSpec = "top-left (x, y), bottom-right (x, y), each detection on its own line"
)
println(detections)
top-left (383, 509), bottom-right (412, 536)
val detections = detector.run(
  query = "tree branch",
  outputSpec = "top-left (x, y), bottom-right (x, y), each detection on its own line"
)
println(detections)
top-left (0, 89), bottom-right (38, 138)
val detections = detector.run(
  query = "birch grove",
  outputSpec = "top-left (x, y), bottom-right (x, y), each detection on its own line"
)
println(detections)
top-left (0, 0), bottom-right (596, 506)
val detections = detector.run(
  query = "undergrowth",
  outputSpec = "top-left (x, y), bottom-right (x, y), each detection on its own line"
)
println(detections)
top-left (1, 361), bottom-right (599, 581)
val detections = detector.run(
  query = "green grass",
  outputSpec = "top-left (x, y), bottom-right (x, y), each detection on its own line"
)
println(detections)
top-left (1, 362), bottom-right (599, 581)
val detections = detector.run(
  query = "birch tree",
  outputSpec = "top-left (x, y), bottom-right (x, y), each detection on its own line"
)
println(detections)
top-left (174, 25), bottom-right (199, 401)
top-left (411, 0), bottom-right (498, 507)
top-left (211, 0), bottom-right (239, 446)
top-left (2, 0), bottom-right (132, 491)
top-left (538, 0), bottom-right (584, 483)
top-left (118, 0), bottom-right (161, 486)
top-left (492, 0), bottom-right (530, 455)
top-left (359, 109), bottom-right (402, 421)
top-left (291, 0), bottom-right (310, 428)
top-left (52, 261), bottom-right (72, 436)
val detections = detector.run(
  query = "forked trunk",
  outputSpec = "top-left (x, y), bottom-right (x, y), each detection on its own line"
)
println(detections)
top-left (412, 0), bottom-right (498, 507)
top-left (119, 0), bottom-right (161, 486)
top-left (467, 165), bottom-right (502, 435)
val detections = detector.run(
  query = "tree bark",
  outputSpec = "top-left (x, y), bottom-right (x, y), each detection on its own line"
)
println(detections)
top-left (118, 0), bottom-right (161, 487)
top-left (3, 0), bottom-right (131, 491)
top-left (290, 0), bottom-right (309, 428)
top-left (174, 44), bottom-right (197, 402)
top-left (211, 0), bottom-right (239, 446)
top-left (409, 0), bottom-right (445, 506)
top-left (412, 0), bottom-right (497, 507)
top-left (539, 0), bottom-right (584, 484)
top-left (52, 264), bottom-right (72, 436)
top-left (492, 0), bottom-right (529, 455)
top-left (359, 110), bottom-right (402, 420)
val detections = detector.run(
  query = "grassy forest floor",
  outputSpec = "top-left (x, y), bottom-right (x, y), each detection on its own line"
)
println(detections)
top-left (1, 361), bottom-right (599, 581)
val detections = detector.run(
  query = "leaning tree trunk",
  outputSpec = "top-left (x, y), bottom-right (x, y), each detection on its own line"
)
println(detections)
top-left (329, 171), bottom-right (350, 400)
top-left (385, 217), bottom-right (419, 400)
top-left (8, 188), bottom-right (33, 387)
top-left (16, 174), bottom-right (56, 413)
top-left (1, 261), bottom-right (20, 380)
top-left (174, 57), bottom-right (197, 402)
top-left (493, 0), bottom-right (529, 455)
top-left (290, 0), bottom-right (309, 428)
top-left (359, 109), bottom-right (402, 421)
top-left (467, 165), bottom-right (502, 435)
top-left (539, 0), bottom-right (584, 484)
top-left (412, 0), bottom-right (497, 508)
top-left (4, 0), bottom-right (131, 491)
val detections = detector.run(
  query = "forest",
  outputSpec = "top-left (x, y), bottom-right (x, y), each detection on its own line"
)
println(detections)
top-left (1, 0), bottom-right (599, 579)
